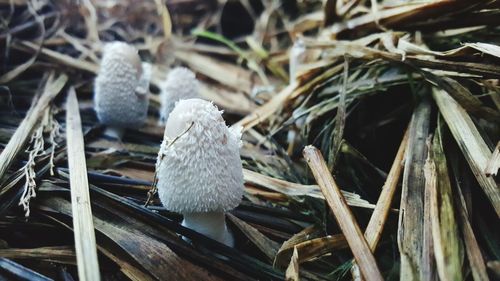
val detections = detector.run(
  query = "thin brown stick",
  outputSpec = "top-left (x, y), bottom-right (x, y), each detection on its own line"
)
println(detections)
top-left (352, 126), bottom-right (409, 280)
top-left (365, 128), bottom-right (409, 248)
top-left (303, 145), bottom-right (383, 281)
top-left (66, 88), bottom-right (101, 281)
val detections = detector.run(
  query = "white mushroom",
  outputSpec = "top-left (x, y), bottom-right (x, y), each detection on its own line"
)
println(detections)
top-left (94, 41), bottom-right (149, 139)
top-left (159, 67), bottom-right (200, 125)
top-left (156, 98), bottom-right (244, 247)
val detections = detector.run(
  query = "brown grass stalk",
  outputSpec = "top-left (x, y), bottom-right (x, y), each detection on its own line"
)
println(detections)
top-left (65, 87), bottom-right (101, 281)
top-left (433, 88), bottom-right (500, 217)
top-left (303, 145), bottom-right (383, 281)
top-left (352, 126), bottom-right (409, 280)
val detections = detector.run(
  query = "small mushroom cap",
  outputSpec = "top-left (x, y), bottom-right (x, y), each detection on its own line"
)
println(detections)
top-left (106, 42), bottom-right (142, 73)
top-left (156, 98), bottom-right (244, 213)
top-left (94, 41), bottom-right (148, 128)
top-left (160, 67), bottom-right (200, 124)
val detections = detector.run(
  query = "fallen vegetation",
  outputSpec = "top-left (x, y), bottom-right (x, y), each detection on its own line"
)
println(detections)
top-left (0, 0), bottom-right (499, 280)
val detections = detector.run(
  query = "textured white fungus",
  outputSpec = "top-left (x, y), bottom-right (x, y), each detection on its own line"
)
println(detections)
top-left (94, 41), bottom-right (149, 129)
top-left (156, 98), bottom-right (244, 214)
top-left (159, 67), bottom-right (200, 124)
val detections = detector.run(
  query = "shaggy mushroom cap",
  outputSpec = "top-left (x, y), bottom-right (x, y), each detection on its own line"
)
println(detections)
top-left (160, 67), bottom-right (200, 123)
top-left (156, 98), bottom-right (244, 213)
top-left (94, 41), bottom-right (149, 128)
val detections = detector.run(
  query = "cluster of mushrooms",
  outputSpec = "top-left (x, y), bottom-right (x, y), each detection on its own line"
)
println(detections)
top-left (94, 41), bottom-right (244, 247)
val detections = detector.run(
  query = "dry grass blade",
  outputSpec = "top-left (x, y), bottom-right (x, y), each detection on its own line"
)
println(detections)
top-left (175, 50), bottom-right (255, 93)
top-left (486, 261), bottom-right (500, 280)
top-left (0, 51), bottom-right (38, 84)
top-left (199, 84), bottom-right (256, 115)
top-left (455, 171), bottom-right (489, 281)
top-left (427, 75), bottom-right (500, 121)
top-left (426, 129), bottom-right (462, 281)
top-left (244, 168), bottom-right (325, 197)
top-left (3, 1), bottom-right (500, 279)
top-left (237, 63), bottom-right (344, 131)
top-left (81, 0), bottom-right (99, 42)
top-left (41, 197), bottom-right (225, 281)
top-left (398, 99), bottom-right (432, 281)
top-left (65, 87), bottom-right (101, 281)
top-left (423, 140), bottom-right (436, 281)
top-left (0, 0), bottom-right (26, 4)
top-left (328, 0), bottom-right (482, 36)
top-left (0, 246), bottom-right (75, 264)
top-left (237, 84), bottom-right (296, 131)
top-left (154, 0), bottom-right (172, 38)
top-left (329, 57), bottom-right (349, 169)
top-left (285, 247), bottom-right (299, 281)
top-left (352, 127), bottom-right (409, 280)
top-left (275, 234), bottom-right (348, 269)
top-left (274, 226), bottom-right (318, 268)
top-left (433, 88), bottom-right (500, 217)
top-left (18, 41), bottom-right (99, 74)
top-left (485, 142), bottom-right (499, 177)
top-left (303, 145), bottom-right (383, 281)
top-left (0, 74), bottom-right (67, 182)
top-left (243, 169), bottom-right (375, 209)
top-left (465, 42), bottom-right (500, 59)
top-left (243, 166), bottom-right (375, 209)
top-left (227, 213), bottom-right (280, 261)
top-left (0, 258), bottom-right (52, 281)
top-left (365, 128), bottom-right (408, 248)
top-left (398, 40), bottom-right (500, 60)
top-left (307, 40), bottom-right (500, 78)
top-left (97, 247), bottom-right (154, 281)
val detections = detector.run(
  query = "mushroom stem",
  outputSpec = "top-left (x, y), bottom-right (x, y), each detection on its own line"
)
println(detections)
top-left (104, 126), bottom-right (125, 140)
top-left (182, 212), bottom-right (234, 247)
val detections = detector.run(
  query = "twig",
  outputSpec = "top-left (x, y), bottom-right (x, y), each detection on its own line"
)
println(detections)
top-left (352, 126), bottom-right (409, 280)
top-left (303, 145), bottom-right (383, 281)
